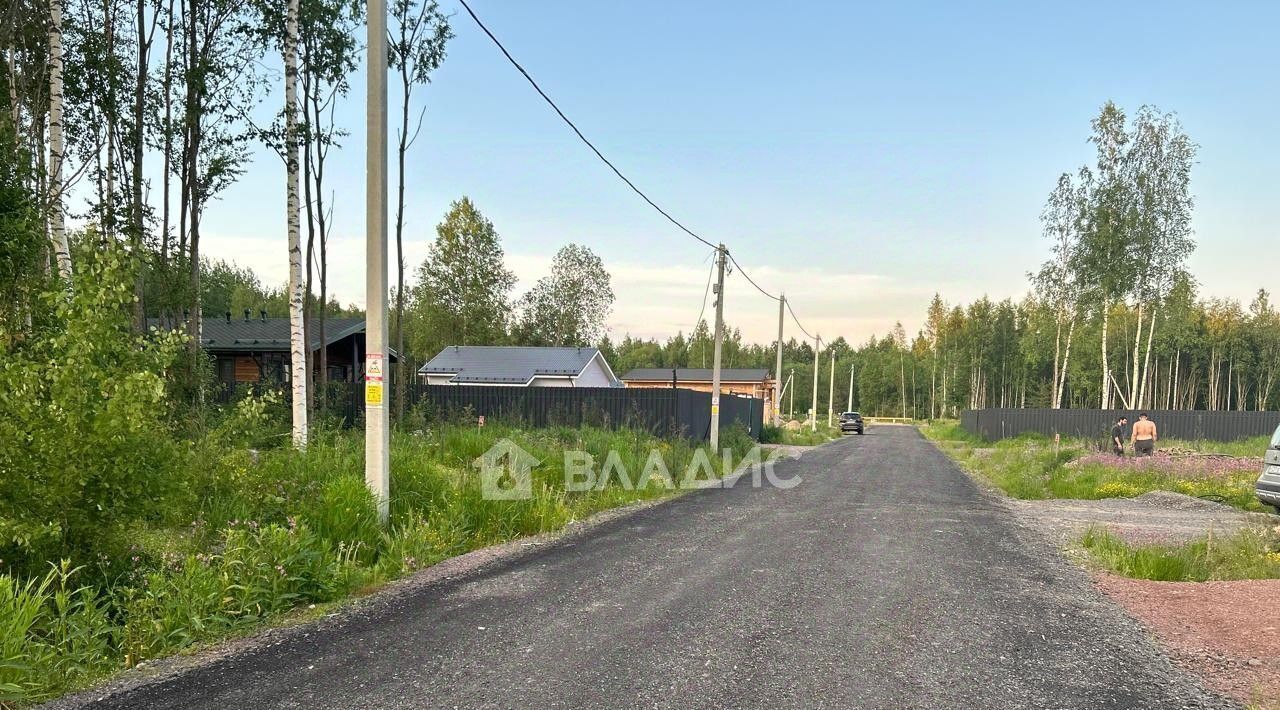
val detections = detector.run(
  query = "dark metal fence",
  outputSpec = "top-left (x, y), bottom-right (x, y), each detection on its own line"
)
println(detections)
top-left (961, 408), bottom-right (1280, 442)
top-left (328, 383), bottom-right (763, 441)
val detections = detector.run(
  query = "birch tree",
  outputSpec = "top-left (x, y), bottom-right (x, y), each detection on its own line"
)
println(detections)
top-left (46, 0), bottom-right (71, 280)
top-left (284, 0), bottom-right (307, 446)
top-left (389, 0), bottom-right (451, 417)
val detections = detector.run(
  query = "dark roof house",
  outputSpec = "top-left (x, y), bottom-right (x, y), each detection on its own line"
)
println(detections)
top-left (149, 311), bottom-right (392, 387)
top-left (419, 346), bottom-right (620, 387)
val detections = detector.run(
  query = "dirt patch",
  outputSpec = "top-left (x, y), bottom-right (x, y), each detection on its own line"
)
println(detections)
top-left (1095, 574), bottom-right (1280, 708)
top-left (1008, 492), bottom-right (1270, 546)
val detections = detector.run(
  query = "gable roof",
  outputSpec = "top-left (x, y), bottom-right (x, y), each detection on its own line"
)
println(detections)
top-left (621, 368), bottom-right (772, 383)
top-left (419, 346), bottom-right (611, 385)
top-left (147, 316), bottom-right (368, 353)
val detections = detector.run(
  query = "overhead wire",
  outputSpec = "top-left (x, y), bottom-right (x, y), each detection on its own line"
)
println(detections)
top-left (725, 251), bottom-right (779, 302)
top-left (458, 0), bottom-right (718, 251)
top-left (459, 0), bottom-right (826, 345)
top-left (786, 298), bottom-right (817, 342)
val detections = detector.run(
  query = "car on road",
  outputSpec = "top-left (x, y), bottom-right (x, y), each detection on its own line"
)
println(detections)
top-left (1254, 423), bottom-right (1280, 511)
top-left (839, 411), bottom-right (864, 435)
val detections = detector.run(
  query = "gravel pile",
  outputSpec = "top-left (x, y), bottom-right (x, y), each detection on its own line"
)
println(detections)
top-left (1134, 490), bottom-right (1239, 513)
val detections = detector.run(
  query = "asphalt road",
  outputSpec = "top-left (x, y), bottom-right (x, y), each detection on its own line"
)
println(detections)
top-left (75, 426), bottom-right (1232, 709)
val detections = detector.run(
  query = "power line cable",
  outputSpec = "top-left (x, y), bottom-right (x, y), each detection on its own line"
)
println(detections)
top-left (725, 251), bottom-right (779, 302)
top-left (692, 249), bottom-right (716, 335)
top-left (458, 0), bottom-right (718, 251)
top-left (786, 298), bottom-right (816, 341)
top-left (460, 1), bottom-right (826, 345)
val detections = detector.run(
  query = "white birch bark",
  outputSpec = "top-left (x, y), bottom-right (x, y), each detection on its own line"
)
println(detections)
top-left (48, 0), bottom-right (72, 280)
top-left (1056, 317), bottom-right (1075, 409)
top-left (285, 0), bottom-right (308, 448)
top-left (1137, 308), bottom-right (1157, 407)
top-left (1099, 302), bottom-right (1111, 409)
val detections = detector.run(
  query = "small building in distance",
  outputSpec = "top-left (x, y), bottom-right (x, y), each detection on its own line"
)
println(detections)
top-left (621, 367), bottom-right (775, 415)
top-left (418, 345), bottom-right (621, 387)
top-left (149, 310), bottom-right (390, 389)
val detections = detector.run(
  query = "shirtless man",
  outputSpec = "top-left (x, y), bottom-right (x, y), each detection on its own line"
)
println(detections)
top-left (1131, 412), bottom-right (1157, 456)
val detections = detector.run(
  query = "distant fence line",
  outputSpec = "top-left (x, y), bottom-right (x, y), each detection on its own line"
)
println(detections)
top-left (323, 383), bottom-right (764, 441)
top-left (961, 408), bottom-right (1280, 442)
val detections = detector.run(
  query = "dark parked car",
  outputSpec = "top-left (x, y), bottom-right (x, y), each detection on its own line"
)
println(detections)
top-left (839, 411), bottom-right (864, 435)
top-left (1254, 423), bottom-right (1280, 511)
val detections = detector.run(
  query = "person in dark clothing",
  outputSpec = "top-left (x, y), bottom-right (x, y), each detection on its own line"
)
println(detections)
top-left (1110, 416), bottom-right (1128, 456)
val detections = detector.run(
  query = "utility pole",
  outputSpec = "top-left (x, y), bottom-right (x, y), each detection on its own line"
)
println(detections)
top-left (709, 244), bottom-right (727, 451)
top-left (827, 349), bottom-right (835, 426)
top-left (810, 335), bottom-right (820, 431)
top-left (774, 293), bottom-right (784, 425)
top-left (364, 0), bottom-right (390, 524)
top-left (847, 361), bottom-right (855, 411)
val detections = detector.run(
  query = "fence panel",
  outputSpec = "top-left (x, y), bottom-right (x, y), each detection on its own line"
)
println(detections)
top-left (961, 408), bottom-right (1280, 443)
top-left (299, 383), bottom-right (752, 441)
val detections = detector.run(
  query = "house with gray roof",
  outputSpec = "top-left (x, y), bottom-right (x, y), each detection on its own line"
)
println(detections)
top-left (419, 346), bottom-right (621, 387)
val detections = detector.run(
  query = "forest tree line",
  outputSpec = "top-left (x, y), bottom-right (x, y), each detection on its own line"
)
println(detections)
top-left (605, 102), bottom-right (1280, 418)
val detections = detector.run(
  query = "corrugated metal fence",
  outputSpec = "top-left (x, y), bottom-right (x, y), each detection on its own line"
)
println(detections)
top-left (334, 383), bottom-right (763, 441)
top-left (961, 408), bottom-right (1280, 442)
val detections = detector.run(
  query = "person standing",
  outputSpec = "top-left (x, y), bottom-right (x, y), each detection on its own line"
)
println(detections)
top-left (1110, 416), bottom-right (1128, 456)
top-left (1131, 412), bottom-right (1158, 456)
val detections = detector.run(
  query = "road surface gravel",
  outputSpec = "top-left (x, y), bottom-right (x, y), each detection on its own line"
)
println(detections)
top-left (55, 426), bottom-right (1235, 709)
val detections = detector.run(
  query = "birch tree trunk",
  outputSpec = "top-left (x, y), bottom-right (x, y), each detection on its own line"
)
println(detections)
top-left (1055, 317), bottom-right (1075, 409)
top-left (47, 0), bottom-right (72, 280)
top-left (285, 0), bottom-right (308, 448)
top-left (1099, 302), bottom-right (1111, 409)
top-left (1128, 302), bottom-right (1143, 407)
top-left (1137, 308), bottom-right (1157, 407)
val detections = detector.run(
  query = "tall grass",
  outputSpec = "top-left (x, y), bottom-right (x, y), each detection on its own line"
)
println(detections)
top-left (1080, 526), bottom-right (1280, 581)
top-left (760, 424), bottom-right (839, 446)
top-left (921, 421), bottom-right (1267, 511)
top-left (0, 422), bottom-right (756, 704)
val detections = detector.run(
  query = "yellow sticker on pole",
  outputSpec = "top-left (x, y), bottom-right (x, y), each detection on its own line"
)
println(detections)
top-left (366, 382), bottom-right (384, 407)
top-left (711, 405), bottom-right (719, 415)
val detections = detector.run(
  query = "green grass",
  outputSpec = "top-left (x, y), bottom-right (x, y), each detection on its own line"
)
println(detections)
top-left (920, 420), bottom-right (1268, 511)
top-left (761, 423), bottom-right (840, 446)
top-left (1080, 526), bottom-right (1280, 581)
top-left (0, 422), bottom-right (758, 705)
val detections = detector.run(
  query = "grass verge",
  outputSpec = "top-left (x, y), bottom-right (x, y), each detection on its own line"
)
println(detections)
top-left (1080, 526), bottom-right (1280, 581)
top-left (0, 422), bottom-right (757, 706)
top-left (761, 423), bottom-right (840, 446)
top-left (920, 420), bottom-right (1268, 511)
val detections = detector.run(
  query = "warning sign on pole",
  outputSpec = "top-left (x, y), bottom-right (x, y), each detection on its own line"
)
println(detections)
top-left (366, 353), bottom-right (384, 381)
top-left (366, 381), bottom-right (384, 407)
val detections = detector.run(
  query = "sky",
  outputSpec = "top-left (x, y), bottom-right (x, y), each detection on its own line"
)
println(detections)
top-left (196, 0), bottom-right (1280, 345)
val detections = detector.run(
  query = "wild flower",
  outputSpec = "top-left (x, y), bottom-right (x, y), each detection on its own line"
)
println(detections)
top-left (1075, 452), bottom-right (1261, 480)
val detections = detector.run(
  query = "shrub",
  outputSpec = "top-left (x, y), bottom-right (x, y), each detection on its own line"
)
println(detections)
top-left (0, 242), bottom-right (185, 575)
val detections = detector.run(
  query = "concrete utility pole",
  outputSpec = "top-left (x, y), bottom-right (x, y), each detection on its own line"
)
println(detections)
top-left (827, 349), bottom-right (835, 426)
top-left (774, 293), bottom-right (785, 425)
top-left (709, 245), bottom-right (727, 451)
top-left (364, 0), bottom-right (390, 524)
top-left (847, 362), bottom-right (855, 412)
top-left (810, 335), bottom-right (820, 431)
